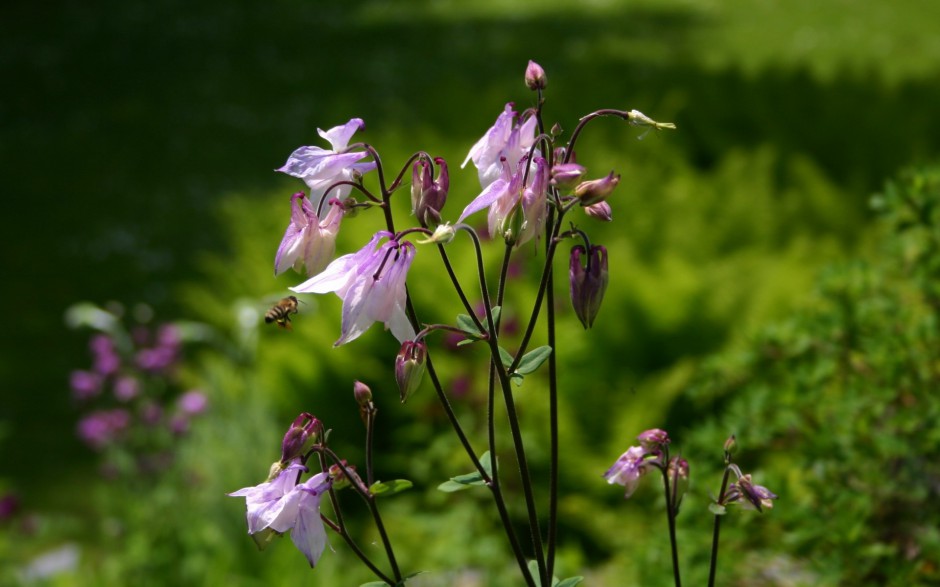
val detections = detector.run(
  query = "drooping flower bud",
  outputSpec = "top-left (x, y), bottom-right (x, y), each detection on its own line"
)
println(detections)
top-left (668, 456), bottom-right (690, 513)
top-left (280, 412), bottom-right (321, 464)
top-left (525, 60), bottom-right (547, 91)
top-left (395, 340), bottom-right (427, 403)
top-left (353, 380), bottom-right (374, 425)
top-left (583, 201), bottom-right (613, 222)
top-left (550, 163), bottom-right (586, 189)
top-left (575, 171), bottom-right (620, 207)
top-left (725, 472), bottom-right (778, 512)
top-left (569, 245), bottom-right (609, 329)
top-left (411, 158), bottom-right (449, 228)
top-left (724, 434), bottom-right (737, 464)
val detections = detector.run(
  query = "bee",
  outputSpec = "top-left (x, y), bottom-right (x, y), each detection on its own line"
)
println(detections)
top-left (264, 296), bottom-right (301, 329)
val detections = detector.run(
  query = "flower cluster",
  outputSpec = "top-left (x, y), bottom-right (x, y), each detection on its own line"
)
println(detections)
top-left (67, 303), bottom-right (207, 474)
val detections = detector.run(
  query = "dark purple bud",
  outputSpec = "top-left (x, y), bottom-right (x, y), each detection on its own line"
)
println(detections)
top-left (668, 456), bottom-right (690, 512)
top-left (584, 201), bottom-right (613, 222)
top-left (550, 163), bottom-right (587, 189)
top-left (637, 428), bottom-right (670, 449)
top-left (569, 245), bottom-right (609, 329)
top-left (411, 158), bottom-right (449, 228)
top-left (280, 412), bottom-right (321, 464)
top-left (525, 60), bottom-right (547, 91)
top-left (575, 171), bottom-right (620, 206)
top-left (395, 340), bottom-right (427, 403)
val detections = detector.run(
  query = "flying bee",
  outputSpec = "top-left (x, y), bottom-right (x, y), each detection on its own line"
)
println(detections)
top-left (264, 295), bottom-right (301, 329)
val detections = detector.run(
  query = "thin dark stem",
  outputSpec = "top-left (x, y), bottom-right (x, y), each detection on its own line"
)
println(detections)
top-left (545, 208), bottom-right (560, 579)
top-left (314, 451), bottom-right (394, 585)
top-left (708, 467), bottom-right (734, 587)
top-left (365, 408), bottom-right (376, 487)
top-left (463, 226), bottom-right (548, 586)
top-left (436, 242), bottom-right (486, 333)
top-left (660, 458), bottom-right (682, 587)
top-left (564, 109), bottom-right (632, 164)
top-left (509, 207), bottom-right (566, 373)
top-left (367, 497), bottom-right (402, 582)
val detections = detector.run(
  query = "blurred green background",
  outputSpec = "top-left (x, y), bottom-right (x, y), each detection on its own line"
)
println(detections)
top-left (3, 0), bottom-right (940, 585)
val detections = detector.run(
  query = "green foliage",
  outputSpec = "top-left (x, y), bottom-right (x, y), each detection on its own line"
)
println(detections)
top-left (684, 165), bottom-right (940, 586)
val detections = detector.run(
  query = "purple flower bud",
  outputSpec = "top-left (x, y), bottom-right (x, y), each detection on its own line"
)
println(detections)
top-left (280, 413), bottom-right (321, 464)
top-left (178, 390), bottom-right (208, 415)
top-left (525, 60), bottom-right (547, 91)
top-left (575, 171), bottom-right (620, 207)
top-left (329, 460), bottom-right (366, 493)
top-left (637, 428), bottom-right (670, 449)
top-left (353, 380), bottom-right (374, 425)
top-left (411, 158), bottom-right (449, 228)
top-left (70, 370), bottom-right (103, 401)
top-left (113, 375), bottom-right (141, 402)
top-left (550, 163), bottom-right (586, 189)
top-left (569, 245), bottom-right (609, 329)
top-left (584, 201), bottom-right (613, 222)
top-left (668, 456), bottom-right (690, 511)
top-left (395, 340), bottom-right (427, 403)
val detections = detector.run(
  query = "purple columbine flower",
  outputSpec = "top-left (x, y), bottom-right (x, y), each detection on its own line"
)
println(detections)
top-left (569, 244), bottom-right (609, 329)
top-left (603, 445), bottom-right (660, 499)
top-left (228, 461), bottom-right (333, 568)
top-left (291, 232), bottom-right (416, 346)
top-left (725, 470), bottom-right (778, 512)
top-left (274, 192), bottom-right (345, 277)
top-left (458, 155), bottom-right (549, 248)
top-left (462, 103), bottom-right (538, 189)
top-left (277, 118), bottom-right (377, 202)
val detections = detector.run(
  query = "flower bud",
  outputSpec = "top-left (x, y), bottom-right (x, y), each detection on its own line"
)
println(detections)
top-left (411, 158), bottom-right (449, 228)
top-left (353, 380), bottom-right (374, 425)
top-left (329, 460), bottom-right (367, 493)
top-left (668, 456), bottom-right (690, 512)
top-left (575, 171), bottom-right (620, 207)
top-left (584, 201), bottom-right (613, 222)
top-left (280, 412), bottom-right (321, 464)
top-left (395, 340), bottom-right (427, 403)
top-left (418, 222), bottom-right (456, 245)
top-left (569, 245), bottom-right (609, 329)
top-left (637, 428), bottom-right (670, 449)
top-left (550, 163), bottom-right (587, 189)
top-left (724, 434), bottom-right (737, 462)
top-left (524, 60), bottom-right (547, 91)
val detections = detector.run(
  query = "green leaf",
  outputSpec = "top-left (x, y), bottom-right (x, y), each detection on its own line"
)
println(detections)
top-left (437, 452), bottom-right (493, 492)
top-left (456, 313), bottom-right (482, 336)
top-left (490, 305), bottom-right (501, 323)
top-left (360, 583), bottom-right (387, 587)
top-left (709, 503), bottom-right (727, 516)
top-left (369, 479), bottom-right (413, 496)
top-left (556, 577), bottom-right (584, 587)
top-left (516, 345), bottom-right (552, 375)
top-left (498, 346), bottom-right (515, 369)
top-left (456, 338), bottom-right (477, 347)
top-left (511, 373), bottom-right (525, 387)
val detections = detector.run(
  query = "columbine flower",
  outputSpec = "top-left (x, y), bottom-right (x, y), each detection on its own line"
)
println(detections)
top-left (291, 232), bottom-right (416, 346)
top-left (458, 155), bottom-right (549, 247)
top-left (462, 103), bottom-right (538, 188)
top-left (569, 244), bottom-right (608, 329)
top-left (228, 461), bottom-right (333, 567)
top-left (274, 192), bottom-right (344, 277)
top-left (725, 469), bottom-right (778, 512)
top-left (604, 445), bottom-right (660, 498)
top-left (277, 118), bottom-right (377, 202)
top-left (637, 428), bottom-right (670, 449)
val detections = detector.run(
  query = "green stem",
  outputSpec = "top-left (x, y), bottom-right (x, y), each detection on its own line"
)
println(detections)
top-left (707, 467), bottom-right (734, 587)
